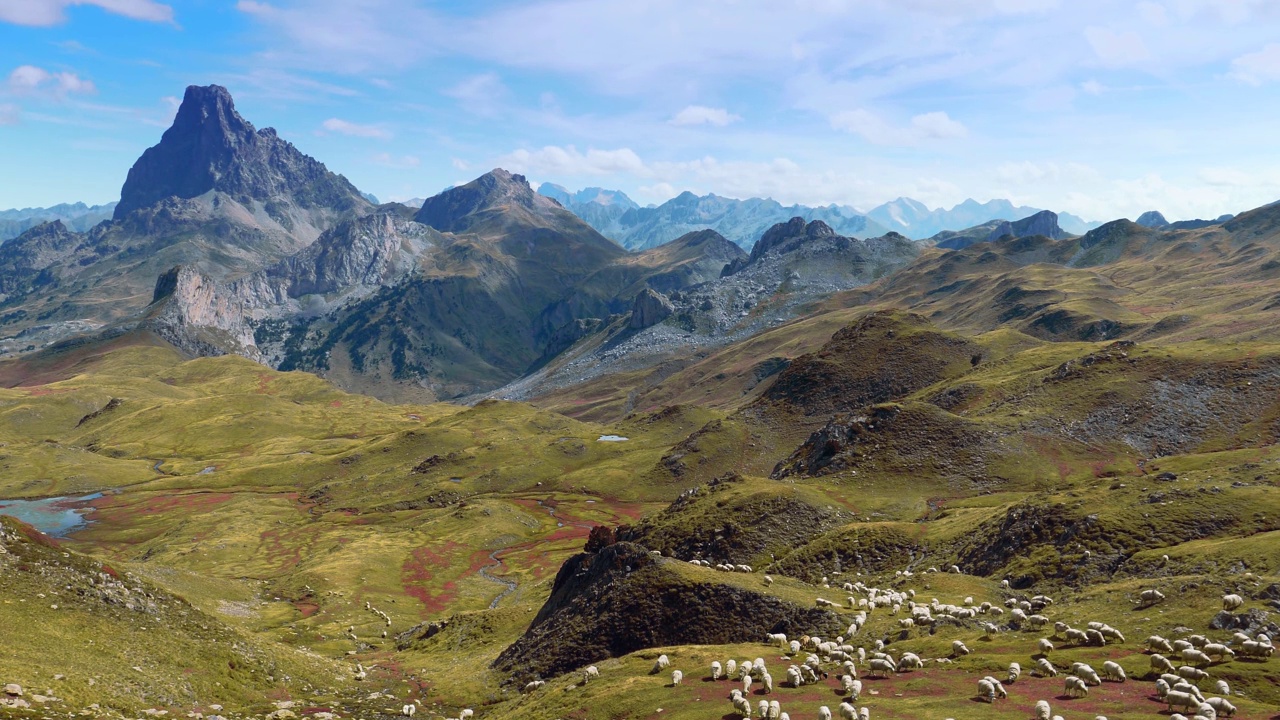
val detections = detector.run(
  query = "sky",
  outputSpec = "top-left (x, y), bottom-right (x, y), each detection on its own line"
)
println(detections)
top-left (3, 0), bottom-right (1280, 221)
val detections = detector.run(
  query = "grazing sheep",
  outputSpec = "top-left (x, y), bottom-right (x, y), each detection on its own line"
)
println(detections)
top-left (584, 665), bottom-right (600, 683)
top-left (1036, 657), bottom-right (1058, 677)
top-left (1195, 704), bottom-right (1218, 720)
top-left (1204, 697), bottom-right (1236, 717)
top-left (460, 710), bottom-right (473, 719)
top-left (1148, 635), bottom-right (1175, 653)
top-left (818, 707), bottom-right (833, 720)
top-left (1171, 679), bottom-right (1202, 698)
top-left (1183, 649), bottom-right (1212, 666)
top-left (651, 655), bottom-right (671, 674)
top-left (1053, 621), bottom-right (1070, 636)
top-left (867, 659), bottom-right (895, 678)
top-left (1075, 665), bottom-right (1102, 686)
top-left (764, 575), bottom-right (774, 586)
top-left (671, 670), bottom-right (683, 686)
top-left (1102, 660), bottom-right (1126, 681)
top-left (1239, 640), bottom-right (1274, 658)
top-left (857, 708), bottom-right (869, 720)
top-left (1203, 644), bottom-right (1235, 662)
top-left (976, 678), bottom-right (996, 703)
top-left (522, 680), bottom-right (545, 693)
top-left (896, 653), bottom-right (923, 671)
top-left (952, 640), bottom-right (970, 656)
top-left (983, 676), bottom-right (1008, 698)
top-left (786, 667), bottom-right (803, 688)
top-left (1222, 594), bottom-right (1244, 611)
top-left (1155, 679), bottom-right (1171, 698)
top-left (1007, 662), bottom-right (1021, 683)
top-left (767, 633), bottom-right (788, 647)
top-left (838, 702), bottom-right (857, 720)
top-left (1179, 665), bottom-right (1210, 682)
top-left (1038, 638), bottom-right (1054, 654)
top-left (1065, 628), bottom-right (1089, 644)
top-left (1099, 625), bottom-right (1124, 642)
top-left (1064, 676), bottom-right (1089, 698)
top-left (1034, 700), bottom-right (1051, 720)
top-left (842, 677), bottom-right (862, 701)
top-left (1151, 654), bottom-right (1176, 673)
top-left (1138, 589), bottom-right (1167, 607)
top-left (1214, 680), bottom-right (1229, 695)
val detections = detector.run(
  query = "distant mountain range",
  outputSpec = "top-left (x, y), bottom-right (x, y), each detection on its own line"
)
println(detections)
top-left (536, 184), bottom-right (1102, 249)
top-left (0, 202), bottom-right (117, 242)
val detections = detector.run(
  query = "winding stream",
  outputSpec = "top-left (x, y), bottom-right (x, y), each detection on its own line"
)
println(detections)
top-left (477, 550), bottom-right (518, 609)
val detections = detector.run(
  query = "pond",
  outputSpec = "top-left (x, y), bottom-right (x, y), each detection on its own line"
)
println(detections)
top-left (0, 493), bottom-right (103, 537)
top-left (597, 435), bottom-right (629, 442)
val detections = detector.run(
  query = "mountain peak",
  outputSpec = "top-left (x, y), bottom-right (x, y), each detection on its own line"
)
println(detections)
top-left (415, 168), bottom-right (563, 233)
top-left (114, 84), bottom-right (368, 220)
top-left (1136, 210), bottom-right (1169, 228)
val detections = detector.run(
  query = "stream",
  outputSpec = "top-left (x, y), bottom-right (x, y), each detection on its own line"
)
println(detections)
top-left (477, 550), bottom-right (518, 609)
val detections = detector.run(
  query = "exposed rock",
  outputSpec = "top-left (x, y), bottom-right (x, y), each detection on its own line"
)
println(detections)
top-left (629, 288), bottom-right (674, 330)
top-left (1136, 210), bottom-right (1170, 228)
top-left (115, 85), bottom-right (368, 220)
top-left (3, 684), bottom-right (22, 697)
top-left (142, 266), bottom-right (255, 358)
top-left (986, 210), bottom-right (1067, 241)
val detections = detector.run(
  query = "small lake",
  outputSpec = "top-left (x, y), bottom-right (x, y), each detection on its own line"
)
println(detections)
top-left (0, 493), bottom-right (103, 537)
top-left (597, 435), bottom-right (629, 442)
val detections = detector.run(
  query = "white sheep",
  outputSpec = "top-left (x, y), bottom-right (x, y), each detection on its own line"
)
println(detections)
top-left (1034, 700), bottom-right (1051, 720)
top-left (818, 707), bottom-right (832, 720)
top-left (1195, 704), bottom-right (1218, 720)
top-left (982, 676), bottom-right (1008, 698)
top-left (764, 575), bottom-right (774, 586)
top-left (1239, 640), bottom-right (1273, 658)
top-left (976, 678), bottom-right (996, 703)
top-left (1036, 657), bottom-right (1058, 677)
top-left (742, 675), bottom-right (753, 695)
top-left (1007, 662), bottom-right (1021, 683)
top-left (1038, 638), bottom-right (1054, 654)
top-left (762, 672), bottom-right (773, 694)
top-left (1203, 643), bottom-right (1235, 662)
top-left (789, 640), bottom-right (802, 655)
top-left (838, 703), bottom-right (857, 720)
top-left (401, 705), bottom-right (416, 717)
top-left (732, 694), bottom-right (752, 718)
top-left (857, 708), bottom-right (869, 720)
top-left (951, 640), bottom-right (969, 656)
top-left (769, 700), bottom-right (781, 720)
top-left (1148, 635), bottom-right (1175, 653)
top-left (759, 700), bottom-right (771, 719)
top-left (867, 659), bottom-right (894, 678)
top-left (1138, 588), bottom-right (1166, 606)
top-left (1064, 676), bottom-right (1089, 697)
top-left (1204, 697), bottom-right (1236, 717)
top-left (672, 670), bottom-right (683, 686)
top-left (1101, 660), bottom-right (1126, 682)
top-left (1151, 654), bottom-right (1176, 673)
top-left (1165, 691), bottom-right (1201, 713)
top-left (1214, 680), bottom-right (1229, 695)
top-left (1179, 666), bottom-right (1210, 682)
top-left (522, 680), bottom-right (545, 693)
top-left (727, 659), bottom-right (738, 678)
top-left (712, 661), bottom-right (723, 681)
top-left (651, 654), bottom-right (671, 674)
top-left (1183, 649), bottom-right (1212, 666)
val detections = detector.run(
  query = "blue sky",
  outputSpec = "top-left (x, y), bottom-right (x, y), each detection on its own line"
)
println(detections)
top-left (3, 0), bottom-right (1280, 221)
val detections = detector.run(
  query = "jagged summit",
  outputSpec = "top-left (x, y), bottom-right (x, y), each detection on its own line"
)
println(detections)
top-left (114, 84), bottom-right (368, 219)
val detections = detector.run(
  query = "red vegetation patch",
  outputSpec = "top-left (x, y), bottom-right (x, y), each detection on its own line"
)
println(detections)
top-left (402, 541), bottom-right (466, 615)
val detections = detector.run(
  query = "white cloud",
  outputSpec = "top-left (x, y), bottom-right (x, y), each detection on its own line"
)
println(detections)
top-left (669, 105), bottom-right (742, 127)
top-left (450, 158), bottom-right (470, 171)
top-left (830, 109), bottom-right (967, 146)
top-left (7, 65), bottom-right (96, 96)
top-left (371, 152), bottom-right (420, 168)
top-left (0, 103), bottom-right (19, 125)
top-left (1080, 79), bottom-right (1105, 95)
top-left (0, 0), bottom-right (174, 26)
top-left (497, 145), bottom-right (648, 177)
top-left (442, 73), bottom-right (507, 116)
top-left (1084, 26), bottom-right (1152, 67)
top-left (1229, 43), bottom-right (1280, 85)
top-left (320, 117), bottom-right (391, 139)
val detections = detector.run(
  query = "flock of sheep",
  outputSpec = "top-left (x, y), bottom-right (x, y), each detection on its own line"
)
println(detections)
top-left (525, 568), bottom-right (1274, 720)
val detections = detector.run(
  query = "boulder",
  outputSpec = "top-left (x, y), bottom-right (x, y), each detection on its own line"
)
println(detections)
top-left (3, 684), bottom-right (21, 697)
top-left (629, 288), bottom-right (674, 330)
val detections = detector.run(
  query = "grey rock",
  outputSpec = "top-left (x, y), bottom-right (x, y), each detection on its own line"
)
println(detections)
top-left (1136, 210), bottom-right (1170, 228)
top-left (629, 288), bottom-right (675, 329)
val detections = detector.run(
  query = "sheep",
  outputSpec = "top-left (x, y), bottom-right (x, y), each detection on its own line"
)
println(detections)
top-left (818, 707), bottom-right (833, 720)
top-left (1138, 589), bottom-right (1167, 607)
top-left (712, 661), bottom-right (723, 681)
top-left (1148, 635), bottom-right (1175, 653)
top-left (1171, 679), bottom-right (1203, 699)
top-left (1155, 679), bottom-right (1171, 698)
top-left (1151, 653), bottom-right (1176, 672)
top-left (401, 705), bottom-right (416, 717)
top-left (1101, 660), bottom-right (1126, 681)
top-left (759, 700), bottom-right (771, 719)
top-left (1038, 638), bottom-right (1054, 654)
top-left (1203, 644), bottom-right (1235, 662)
top-left (1028, 614), bottom-right (1049, 629)
top-left (672, 670), bottom-right (683, 686)
top-left (842, 676), bottom-right (862, 701)
top-left (1188, 635), bottom-right (1210, 648)
top-left (1036, 657), bottom-right (1058, 676)
top-left (1053, 621), bottom-right (1070, 636)
top-left (951, 640), bottom-right (970, 656)
top-left (898, 618), bottom-right (914, 630)
top-left (460, 711), bottom-right (473, 719)
top-left (764, 575), bottom-right (774, 586)
top-left (1204, 697), bottom-right (1236, 717)
top-left (732, 694), bottom-right (753, 718)
top-left (1034, 699), bottom-right (1051, 720)
top-left (867, 659), bottom-right (895, 678)
top-left (1065, 628), bottom-right (1089, 644)
top-left (651, 655), bottom-right (671, 674)
top-left (982, 676), bottom-right (1008, 698)
top-left (1221, 594), bottom-right (1244, 611)
top-left (1007, 662), bottom-right (1021, 683)
top-left (1195, 703), bottom-right (1218, 720)
top-left (949, 565), bottom-right (961, 573)
top-left (727, 659), bottom-right (738, 678)
top-left (762, 672), bottom-right (773, 694)
top-left (896, 653), bottom-right (922, 671)
top-left (981, 621), bottom-right (999, 639)
top-left (1239, 640), bottom-right (1274, 658)
top-left (1085, 629), bottom-right (1107, 646)
top-left (1064, 676), bottom-right (1089, 698)
top-left (522, 680), bottom-right (545, 693)
top-left (789, 640), bottom-right (802, 655)
top-left (767, 633), bottom-right (788, 647)
top-left (976, 678), bottom-right (996, 703)
top-left (1099, 625), bottom-right (1125, 642)
top-left (1182, 648), bottom-right (1212, 667)
top-left (1214, 680), bottom-right (1230, 695)
top-left (1178, 666), bottom-right (1210, 682)
top-left (857, 708), bottom-right (869, 720)
top-left (838, 703), bottom-right (857, 720)
top-left (742, 675), bottom-right (753, 695)
top-left (584, 665), bottom-right (600, 683)
top-left (1076, 665), bottom-right (1102, 686)
top-left (787, 666), bottom-right (803, 687)
top-left (1174, 639), bottom-right (1195, 653)
top-left (768, 700), bottom-right (781, 720)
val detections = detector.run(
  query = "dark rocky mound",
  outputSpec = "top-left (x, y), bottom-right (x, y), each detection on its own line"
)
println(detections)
top-left (1136, 210), bottom-right (1169, 228)
top-left (986, 210), bottom-right (1067, 242)
top-left (619, 473), bottom-right (845, 564)
top-left (769, 524), bottom-right (922, 581)
top-left (492, 541), bottom-right (843, 684)
top-left (115, 84), bottom-right (368, 219)
top-left (754, 311), bottom-right (982, 418)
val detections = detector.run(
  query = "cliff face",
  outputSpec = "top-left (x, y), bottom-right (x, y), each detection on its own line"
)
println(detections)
top-left (143, 266), bottom-right (256, 358)
top-left (115, 85), bottom-right (368, 220)
top-left (986, 210), bottom-right (1066, 242)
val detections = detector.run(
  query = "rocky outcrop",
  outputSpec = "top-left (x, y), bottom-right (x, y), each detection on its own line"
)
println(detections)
top-left (987, 210), bottom-right (1066, 241)
top-left (629, 288), bottom-right (674, 329)
top-left (491, 541), bottom-right (843, 683)
top-left (1136, 210), bottom-right (1170, 228)
top-left (115, 85), bottom-right (369, 220)
top-left (142, 266), bottom-right (255, 358)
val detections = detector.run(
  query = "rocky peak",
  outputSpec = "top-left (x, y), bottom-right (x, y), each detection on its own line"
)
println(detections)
top-left (115, 84), bottom-right (368, 220)
top-left (749, 217), bottom-right (837, 263)
top-left (986, 209), bottom-right (1066, 242)
top-left (415, 168), bottom-right (556, 233)
top-left (144, 265), bottom-right (255, 357)
top-left (1136, 210), bottom-right (1170, 228)
top-left (629, 287), bottom-right (675, 329)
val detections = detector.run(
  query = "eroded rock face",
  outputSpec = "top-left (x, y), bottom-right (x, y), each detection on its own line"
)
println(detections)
top-left (144, 266), bottom-right (255, 357)
top-left (115, 85), bottom-right (368, 220)
top-left (629, 288), bottom-right (675, 329)
top-left (986, 210), bottom-right (1066, 242)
